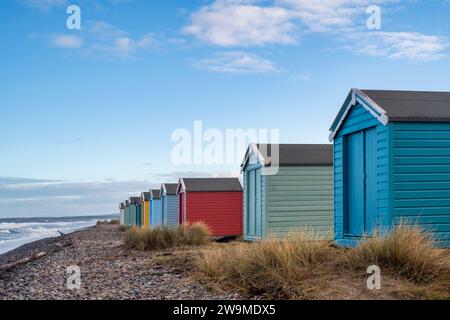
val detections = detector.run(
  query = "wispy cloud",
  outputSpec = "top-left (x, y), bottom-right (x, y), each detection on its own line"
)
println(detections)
top-left (184, 0), bottom-right (448, 62)
top-left (19, 0), bottom-right (132, 11)
top-left (0, 177), bottom-right (62, 186)
top-left (19, 0), bottom-right (66, 11)
top-left (48, 21), bottom-right (157, 59)
top-left (344, 31), bottom-right (448, 61)
top-left (183, 0), bottom-right (296, 46)
top-left (0, 177), bottom-right (150, 217)
top-left (0, 172), bottom-right (238, 217)
top-left (183, 0), bottom-right (396, 46)
top-left (50, 34), bottom-right (84, 48)
top-left (195, 51), bottom-right (278, 74)
top-left (277, 0), bottom-right (396, 33)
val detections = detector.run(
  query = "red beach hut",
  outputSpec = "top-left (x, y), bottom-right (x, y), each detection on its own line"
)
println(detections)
top-left (177, 178), bottom-right (243, 237)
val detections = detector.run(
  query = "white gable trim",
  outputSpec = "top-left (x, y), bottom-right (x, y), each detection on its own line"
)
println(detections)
top-left (177, 179), bottom-right (186, 194)
top-left (240, 143), bottom-right (267, 173)
top-left (329, 89), bottom-right (389, 142)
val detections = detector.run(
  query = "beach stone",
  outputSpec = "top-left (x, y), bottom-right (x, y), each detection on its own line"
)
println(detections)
top-left (0, 225), bottom-right (242, 300)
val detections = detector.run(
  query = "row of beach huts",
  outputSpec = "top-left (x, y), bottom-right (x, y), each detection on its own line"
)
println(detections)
top-left (119, 89), bottom-right (450, 247)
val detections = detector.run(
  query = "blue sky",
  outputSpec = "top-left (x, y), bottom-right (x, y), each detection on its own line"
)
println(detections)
top-left (1, 0), bottom-right (449, 217)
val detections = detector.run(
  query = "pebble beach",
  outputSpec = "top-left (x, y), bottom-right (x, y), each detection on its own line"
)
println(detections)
top-left (0, 224), bottom-right (239, 300)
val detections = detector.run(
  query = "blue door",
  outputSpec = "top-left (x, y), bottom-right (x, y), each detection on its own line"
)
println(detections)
top-left (346, 131), bottom-right (365, 236)
top-left (161, 196), bottom-right (167, 225)
top-left (247, 171), bottom-right (256, 237)
top-left (345, 128), bottom-right (377, 236)
top-left (247, 170), bottom-right (263, 238)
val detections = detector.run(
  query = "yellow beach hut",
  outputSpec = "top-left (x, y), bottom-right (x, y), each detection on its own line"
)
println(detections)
top-left (141, 191), bottom-right (150, 228)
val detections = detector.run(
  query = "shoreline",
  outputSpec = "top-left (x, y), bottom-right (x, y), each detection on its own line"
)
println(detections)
top-left (0, 224), bottom-right (239, 300)
top-left (0, 227), bottom-right (95, 265)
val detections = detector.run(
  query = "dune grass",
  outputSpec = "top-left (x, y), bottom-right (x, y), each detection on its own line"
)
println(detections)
top-left (195, 226), bottom-right (450, 299)
top-left (345, 224), bottom-right (450, 283)
top-left (124, 222), bottom-right (211, 250)
top-left (97, 219), bottom-right (119, 225)
top-left (196, 231), bottom-right (331, 298)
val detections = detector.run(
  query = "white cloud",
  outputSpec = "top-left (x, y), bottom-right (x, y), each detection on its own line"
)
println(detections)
top-left (345, 31), bottom-right (448, 61)
top-left (48, 21), bottom-right (156, 59)
top-left (19, 0), bottom-right (66, 11)
top-left (195, 51), bottom-right (277, 74)
top-left (184, 0), bottom-right (448, 62)
top-left (50, 34), bottom-right (84, 48)
top-left (277, 0), bottom-right (395, 32)
top-left (183, 0), bottom-right (296, 46)
top-left (90, 33), bottom-right (155, 58)
top-left (86, 22), bottom-right (156, 59)
top-left (183, 0), bottom-right (398, 46)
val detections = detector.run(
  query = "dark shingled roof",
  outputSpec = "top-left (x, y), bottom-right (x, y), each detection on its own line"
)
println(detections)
top-left (141, 191), bottom-right (150, 201)
top-left (125, 200), bottom-right (129, 206)
top-left (119, 203), bottom-right (125, 209)
top-left (181, 178), bottom-right (242, 192)
top-left (150, 189), bottom-right (161, 199)
top-left (129, 197), bottom-right (141, 205)
top-left (361, 89), bottom-right (450, 122)
top-left (253, 144), bottom-right (333, 166)
top-left (162, 183), bottom-right (178, 195)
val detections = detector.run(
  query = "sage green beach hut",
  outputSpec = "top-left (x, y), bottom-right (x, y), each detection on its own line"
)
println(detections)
top-left (241, 144), bottom-right (334, 240)
top-left (129, 197), bottom-right (140, 226)
top-left (124, 200), bottom-right (130, 226)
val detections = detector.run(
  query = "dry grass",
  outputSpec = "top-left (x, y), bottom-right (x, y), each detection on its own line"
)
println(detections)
top-left (195, 227), bottom-right (450, 300)
top-left (124, 222), bottom-right (211, 251)
top-left (345, 224), bottom-right (450, 283)
top-left (118, 225), bottom-right (129, 232)
top-left (97, 219), bottom-right (119, 225)
top-left (196, 231), bottom-right (331, 298)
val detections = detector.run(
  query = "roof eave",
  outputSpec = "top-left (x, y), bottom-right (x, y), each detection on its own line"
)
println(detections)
top-left (329, 88), bottom-right (389, 142)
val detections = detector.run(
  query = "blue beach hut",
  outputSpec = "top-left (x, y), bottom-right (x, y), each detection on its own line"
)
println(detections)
top-left (150, 189), bottom-right (162, 227)
top-left (160, 183), bottom-right (179, 226)
top-left (330, 89), bottom-right (450, 248)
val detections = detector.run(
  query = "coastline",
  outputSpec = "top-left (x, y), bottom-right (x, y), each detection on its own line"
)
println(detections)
top-left (0, 227), bottom-right (94, 265)
top-left (0, 224), bottom-right (239, 300)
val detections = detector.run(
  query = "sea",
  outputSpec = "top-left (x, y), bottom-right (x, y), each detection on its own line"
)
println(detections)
top-left (0, 214), bottom-right (118, 255)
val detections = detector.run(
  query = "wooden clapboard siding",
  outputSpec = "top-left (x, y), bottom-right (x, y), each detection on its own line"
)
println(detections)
top-left (184, 191), bottom-right (243, 237)
top-left (163, 195), bottom-right (179, 226)
top-left (391, 122), bottom-right (450, 247)
top-left (119, 208), bottom-right (125, 225)
top-left (150, 199), bottom-right (162, 226)
top-left (129, 205), bottom-right (137, 226)
top-left (332, 90), bottom-right (450, 248)
top-left (124, 206), bottom-right (129, 226)
top-left (266, 166), bottom-right (333, 239)
top-left (142, 200), bottom-right (150, 228)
